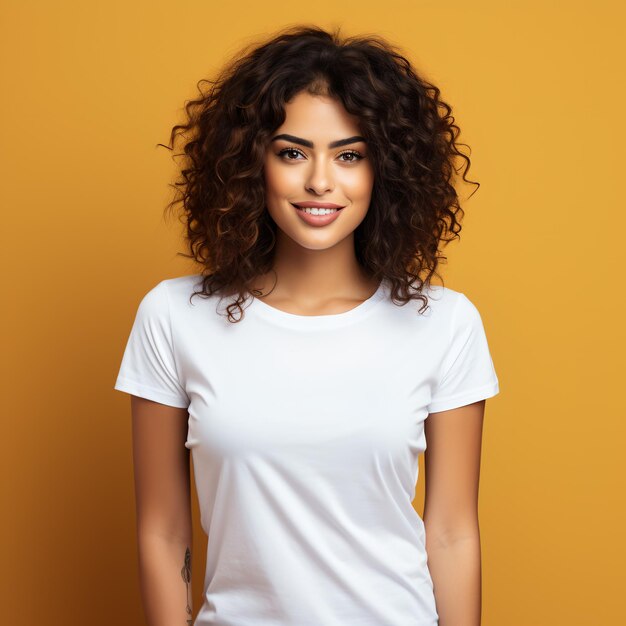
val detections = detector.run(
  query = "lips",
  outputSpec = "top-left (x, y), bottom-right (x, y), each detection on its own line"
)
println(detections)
top-left (292, 202), bottom-right (344, 227)
top-left (291, 202), bottom-right (345, 209)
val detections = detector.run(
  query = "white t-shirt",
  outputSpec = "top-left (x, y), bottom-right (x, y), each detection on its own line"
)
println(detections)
top-left (114, 273), bottom-right (500, 626)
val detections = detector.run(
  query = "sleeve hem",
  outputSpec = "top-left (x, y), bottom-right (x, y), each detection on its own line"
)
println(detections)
top-left (114, 376), bottom-right (190, 409)
top-left (427, 380), bottom-right (500, 414)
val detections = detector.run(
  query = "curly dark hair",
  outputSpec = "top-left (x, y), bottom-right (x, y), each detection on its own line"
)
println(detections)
top-left (159, 24), bottom-right (479, 323)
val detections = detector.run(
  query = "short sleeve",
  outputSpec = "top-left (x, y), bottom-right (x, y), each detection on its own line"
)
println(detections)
top-left (427, 292), bottom-right (500, 413)
top-left (113, 281), bottom-right (190, 409)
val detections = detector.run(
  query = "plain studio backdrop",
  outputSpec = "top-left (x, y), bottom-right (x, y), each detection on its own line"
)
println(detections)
top-left (1, 1), bottom-right (624, 624)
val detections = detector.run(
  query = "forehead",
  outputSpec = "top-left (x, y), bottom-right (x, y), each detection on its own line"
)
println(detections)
top-left (278, 92), bottom-right (362, 136)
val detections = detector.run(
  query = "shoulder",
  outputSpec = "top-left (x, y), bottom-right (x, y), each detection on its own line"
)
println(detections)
top-left (402, 284), bottom-right (485, 339)
top-left (144, 273), bottom-right (203, 308)
top-left (405, 283), bottom-right (467, 318)
top-left (422, 284), bottom-right (482, 316)
top-left (132, 274), bottom-right (202, 323)
top-left (159, 273), bottom-right (204, 298)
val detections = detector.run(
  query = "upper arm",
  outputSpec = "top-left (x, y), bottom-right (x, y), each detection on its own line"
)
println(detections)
top-left (422, 399), bottom-right (486, 545)
top-left (131, 395), bottom-right (192, 543)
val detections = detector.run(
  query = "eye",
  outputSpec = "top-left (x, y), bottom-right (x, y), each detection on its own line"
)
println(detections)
top-left (276, 147), bottom-right (365, 163)
top-left (337, 150), bottom-right (364, 163)
top-left (277, 147), bottom-right (305, 160)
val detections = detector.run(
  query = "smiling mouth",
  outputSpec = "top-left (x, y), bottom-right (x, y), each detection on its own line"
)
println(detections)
top-left (291, 203), bottom-right (345, 214)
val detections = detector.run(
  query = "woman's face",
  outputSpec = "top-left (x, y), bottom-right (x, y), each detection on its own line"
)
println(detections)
top-left (263, 91), bottom-right (374, 252)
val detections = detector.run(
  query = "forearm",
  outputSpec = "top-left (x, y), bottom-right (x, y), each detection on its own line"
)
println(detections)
top-left (137, 532), bottom-right (194, 626)
top-left (425, 531), bottom-right (481, 626)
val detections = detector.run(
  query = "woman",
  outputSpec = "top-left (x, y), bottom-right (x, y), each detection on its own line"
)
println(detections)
top-left (114, 25), bottom-right (500, 626)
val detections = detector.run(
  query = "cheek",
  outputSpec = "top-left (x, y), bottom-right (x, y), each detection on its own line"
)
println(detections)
top-left (342, 168), bottom-right (374, 200)
top-left (264, 161), bottom-right (298, 197)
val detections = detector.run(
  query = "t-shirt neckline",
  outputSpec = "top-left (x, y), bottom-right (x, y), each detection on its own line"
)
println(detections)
top-left (249, 278), bottom-right (388, 329)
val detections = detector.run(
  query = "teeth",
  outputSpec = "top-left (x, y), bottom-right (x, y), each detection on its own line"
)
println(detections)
top-left (300, 207), bottom-right (338, 215)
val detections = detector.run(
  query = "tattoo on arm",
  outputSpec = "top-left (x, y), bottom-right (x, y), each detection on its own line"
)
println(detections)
top-left (181, 546), bottom-right (192, 625)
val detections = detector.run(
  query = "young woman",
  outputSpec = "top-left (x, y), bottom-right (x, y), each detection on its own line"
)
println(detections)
top-left (114, 25), bottom-right (500, 626)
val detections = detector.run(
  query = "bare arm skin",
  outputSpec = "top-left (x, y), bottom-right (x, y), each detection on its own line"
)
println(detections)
top-left (423, 400), bottom-right (486, 626)
top-left (131, 395), bottom-right (194, 626)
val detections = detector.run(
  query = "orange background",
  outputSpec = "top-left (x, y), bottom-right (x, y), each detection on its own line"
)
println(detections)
top-left (2, 1), bottom-right (624, 624)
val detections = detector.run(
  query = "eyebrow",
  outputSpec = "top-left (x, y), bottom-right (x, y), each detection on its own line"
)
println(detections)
top-left (270, 133), bottom-right (367, 149)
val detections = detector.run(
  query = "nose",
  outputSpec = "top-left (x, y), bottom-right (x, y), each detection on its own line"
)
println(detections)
top-left (305, 158), bottom-right (334, 195)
